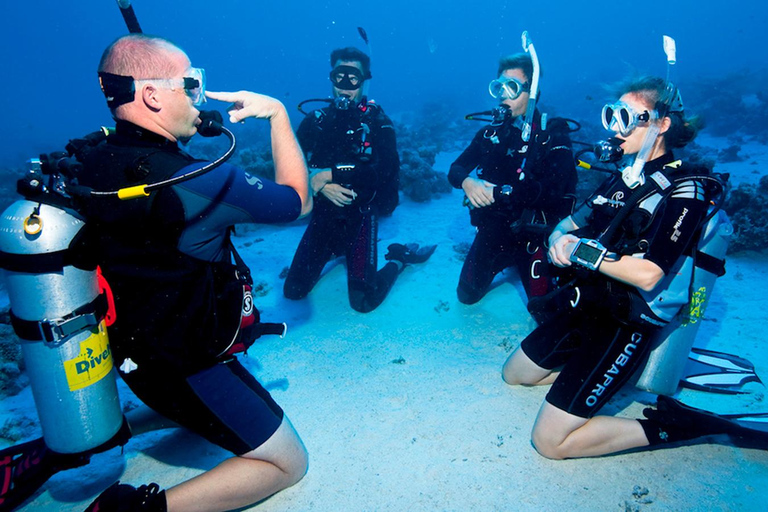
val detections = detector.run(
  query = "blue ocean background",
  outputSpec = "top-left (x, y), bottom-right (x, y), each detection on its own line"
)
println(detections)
top-left (2, 2), bottom-right (768, 511)
top-left (2, 0), bottom-right (767, 165)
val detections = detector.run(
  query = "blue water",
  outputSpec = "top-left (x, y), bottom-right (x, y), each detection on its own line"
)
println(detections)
top-left (2, 0), bottom-right (767, 166)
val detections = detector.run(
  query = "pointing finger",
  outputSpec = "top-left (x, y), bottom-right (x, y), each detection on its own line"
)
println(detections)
top-left (206, 91), bottom-right (239, 103)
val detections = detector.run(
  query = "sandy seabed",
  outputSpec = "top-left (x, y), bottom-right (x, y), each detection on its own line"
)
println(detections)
top-left (5, 139), bottom-right (768, 511)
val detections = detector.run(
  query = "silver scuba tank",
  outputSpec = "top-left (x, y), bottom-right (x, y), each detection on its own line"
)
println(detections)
top-left (0, 199), bottom-right (123, 454)
top-left (636, 209), bottom-right (733, 396)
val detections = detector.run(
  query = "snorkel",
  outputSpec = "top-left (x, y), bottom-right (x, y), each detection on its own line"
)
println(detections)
top-left (116, 0), bottom-right (142, 34)
top-left (520, 31), bottom-right (540, 143)
top-left (621, 35), bottom-right (678, 189)
top-left (357, 27), bottom-right (373, 99)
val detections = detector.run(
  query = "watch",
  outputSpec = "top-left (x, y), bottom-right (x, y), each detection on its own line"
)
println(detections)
top-left (569, 238), bottom-right (608, 271)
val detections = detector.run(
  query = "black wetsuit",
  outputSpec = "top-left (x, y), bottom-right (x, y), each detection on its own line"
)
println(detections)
top-left (448, 112), bottom-right (576, 304)
top-left (284, 101), bottom-right (401, 313)
top-left (75, 121), bottom-right (302, 454)
top-left (522, 153), bottom-right (710, 418)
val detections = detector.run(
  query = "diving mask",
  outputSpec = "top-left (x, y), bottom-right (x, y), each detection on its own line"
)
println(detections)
top-left (601, 102), bottom-right (656, 137)
top-left (330, 65), bottom-right (365, 91)
top-left (489, 76), bottom-right (530, 100)
top-left (134, 67), bottom-right (207, 107)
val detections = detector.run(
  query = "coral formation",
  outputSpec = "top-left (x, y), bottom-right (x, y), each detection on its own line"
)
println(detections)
top-left (724, 175), bottom-right (768, 253)
top-left (0, 308), bottom-right (25, 399)
top-left (0, 415), bottom-right (39, 443)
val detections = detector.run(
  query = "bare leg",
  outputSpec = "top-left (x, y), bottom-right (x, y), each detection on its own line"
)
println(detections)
top-left (125, 405), bottom-right (180, 436)
top-left (164, 416), bottom-right (307, 512)
top-left (502, 346), bottom-right (559, 386)
top-left (531, 402), bottom-right (650, 459)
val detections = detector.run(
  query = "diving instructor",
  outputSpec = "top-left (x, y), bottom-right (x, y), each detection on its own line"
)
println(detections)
top-left (72, 34), bottom-right (310, 511)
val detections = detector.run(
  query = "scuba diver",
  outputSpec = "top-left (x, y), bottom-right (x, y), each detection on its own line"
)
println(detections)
top-left (501, 74), bottom-right (766, 459)
top-left (449, 49), bottom-right (577, 306)
top-left (283, 47), bottom-right (436, 313)
top-left (0, 34), bottom-right (311, 511)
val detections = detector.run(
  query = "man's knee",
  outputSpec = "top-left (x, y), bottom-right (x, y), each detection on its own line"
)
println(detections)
top-left (280, 444), bottom-right (309, 486)
top-left (349, 294), bottom-right (377, 313)
top-left (247, 417), bottom-right (309, 484)
top-left (283, 278), bottom-right (309, 300)
top-left (457, 283), bottom-right (484, 305)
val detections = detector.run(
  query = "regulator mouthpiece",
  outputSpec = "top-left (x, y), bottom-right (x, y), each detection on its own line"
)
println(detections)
top-left (594, 138), bottom-right (625, 163)
top-left (197, 110), bottom-right (224, 138)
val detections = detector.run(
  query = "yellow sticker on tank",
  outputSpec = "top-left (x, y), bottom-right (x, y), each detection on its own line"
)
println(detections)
top-left (63, 322), bottom-right (114, 391)
top-left (683, 286), bottom-right (708, 326)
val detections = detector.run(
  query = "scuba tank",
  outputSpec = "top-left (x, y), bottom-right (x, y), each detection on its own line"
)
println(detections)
top-left (0, 165), bottom-right (123, 453)
top-left (0, 113), bottom-right (235, 453)
top-left (636, 209), bottom-right (732, 396)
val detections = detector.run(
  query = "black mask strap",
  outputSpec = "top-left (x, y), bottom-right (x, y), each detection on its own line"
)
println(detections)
top-left (98, 72), bottom-right (136, 109)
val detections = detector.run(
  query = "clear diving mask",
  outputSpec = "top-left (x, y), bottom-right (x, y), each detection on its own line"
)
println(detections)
top-left (489, 76), bottom-right (530, 100)
top-left (601, 102), bottom-right (656, 137)
top-left (135, 67), bottom-right (207, 107)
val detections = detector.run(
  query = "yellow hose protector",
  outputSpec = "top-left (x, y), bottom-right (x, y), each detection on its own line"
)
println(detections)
top-left (576, 160), bottom-right (592, 170)
top-left (117, 185), bottom-right (150, 200)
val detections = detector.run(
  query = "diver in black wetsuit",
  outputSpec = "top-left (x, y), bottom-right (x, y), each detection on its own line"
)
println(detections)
top-left (284, 47), bottom-right (435, 313)
top-left (448, 53), bottom-right (577, 306)
top-left (0, 34), bottom-right (312, 512)
top-left (501, 76), bottom-right (761, 459)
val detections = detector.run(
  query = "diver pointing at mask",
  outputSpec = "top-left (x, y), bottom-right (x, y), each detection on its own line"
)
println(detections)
top-left (0, 33), bottom-right (312, 511)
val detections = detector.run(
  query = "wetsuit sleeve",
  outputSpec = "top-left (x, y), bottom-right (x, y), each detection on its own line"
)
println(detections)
top-left (171, 162), bottom-right (302, 260)
top-left (174, 162), bottom-right (302, 225)
top-left (368, 113), bottom-right (399, 192)
top-left (641, 179), bottom-right (708, 274)
top-left (448, 129), bottom-right (485, 188)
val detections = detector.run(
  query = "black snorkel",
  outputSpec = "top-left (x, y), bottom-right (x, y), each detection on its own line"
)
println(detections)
top-left (116, 0), bottom-right (142, 34)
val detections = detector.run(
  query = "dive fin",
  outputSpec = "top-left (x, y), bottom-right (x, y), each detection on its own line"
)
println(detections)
top-left (646, 396), bottom-right (768, 448)
top-left (680, 347), bottom-right (763, 394)
top-left (721, 412), bottom-right (768, 434)
top-left (0, 437), bottom-right (90, 511)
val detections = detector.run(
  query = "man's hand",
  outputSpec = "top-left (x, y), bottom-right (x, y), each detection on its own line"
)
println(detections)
top-left (320, 183), bottom-right (357, 207)
top-left (548, 234), bottom-right (580, 268)
top-left (462, 177), bottom-right (496, 209)
top-left (205, 91), bottom-right (286, 123)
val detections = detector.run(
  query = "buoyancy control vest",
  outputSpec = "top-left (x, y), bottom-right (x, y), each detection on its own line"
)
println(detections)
top-left (71, 125), bottom-right (278, 376)
top-left (467, 113), bottom-right (577, 231)
top-left (302, 100), bottom-right (400, 216)
top-left (584, 159), bottom-right (728, 326)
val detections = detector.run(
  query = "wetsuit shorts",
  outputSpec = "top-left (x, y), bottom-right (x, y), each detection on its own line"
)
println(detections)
top-left (521, 304), bottom-right (656, 418)
top-left (123, 358), bottom-right (284, 455)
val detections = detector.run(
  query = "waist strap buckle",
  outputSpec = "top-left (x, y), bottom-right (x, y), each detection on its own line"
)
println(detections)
top-left (39, 312), bottom-right (98, 344)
